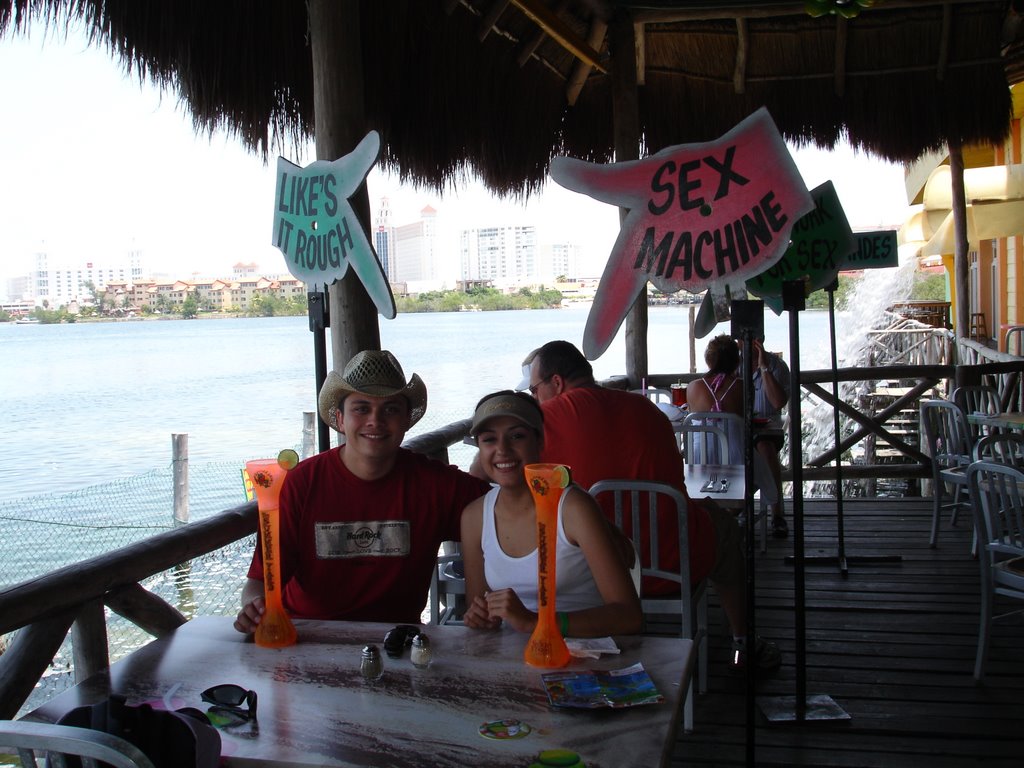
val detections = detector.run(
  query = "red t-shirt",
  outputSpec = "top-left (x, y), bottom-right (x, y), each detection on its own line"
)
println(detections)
top-left (247, 447), bottom-right (490, 623)
top-left (539, 386), bottom-right (716, 593)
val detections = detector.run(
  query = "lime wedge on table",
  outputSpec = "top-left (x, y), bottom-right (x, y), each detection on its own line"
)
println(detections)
top-left (552, 465), bottom-right (571, 489)
top-left (277, 449), bottom-right (300, 470)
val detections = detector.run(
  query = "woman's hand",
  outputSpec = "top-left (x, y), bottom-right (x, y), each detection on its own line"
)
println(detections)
top-left (484, 589), bottom-right (537, 634)
top-left (463, 595), bottom-right (502, 630)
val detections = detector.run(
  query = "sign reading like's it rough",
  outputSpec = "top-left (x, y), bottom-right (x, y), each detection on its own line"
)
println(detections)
top-left (272, 131), bottom-right (396, 319)
top-left (550, 108), bottom-right (813, 359)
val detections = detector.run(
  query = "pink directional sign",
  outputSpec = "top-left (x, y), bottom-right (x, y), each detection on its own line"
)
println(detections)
top-left (550, 108), bottom-right (813, 359)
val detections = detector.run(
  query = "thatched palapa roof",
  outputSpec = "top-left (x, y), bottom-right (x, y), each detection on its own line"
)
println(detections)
top-left (1, 0), bottom-right (1019, 199)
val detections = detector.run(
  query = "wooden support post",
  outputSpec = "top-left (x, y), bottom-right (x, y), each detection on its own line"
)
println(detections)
top-left (950, 143), bottom-right (971, 340)
top-left (72, 600), bottom-right (109, 683)
top-left (609, 11), bottom-right (647, 382)
top-left (172, 433), bottom-right (188, 525)
top-left (308, 0), bottom-right (381, 369)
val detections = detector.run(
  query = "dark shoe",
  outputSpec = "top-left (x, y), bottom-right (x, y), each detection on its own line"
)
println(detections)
top-left (730, 636), bottom-right (782, 674)
top-left (772, 515), bottom-right (789, 538)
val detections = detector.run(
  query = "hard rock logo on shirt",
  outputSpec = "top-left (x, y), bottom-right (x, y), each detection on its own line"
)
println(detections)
top-left (314, 521), bottom-right (410, 558)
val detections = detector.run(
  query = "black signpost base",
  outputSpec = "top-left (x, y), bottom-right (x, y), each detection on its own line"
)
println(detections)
top-left (757, 280), bottom-right (850, 727)
top-left (757, 694), bottom-right (851, 723)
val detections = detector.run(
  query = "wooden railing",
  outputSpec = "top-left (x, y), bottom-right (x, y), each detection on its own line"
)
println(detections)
top-left (956, 338), bottom-right (1024, 411)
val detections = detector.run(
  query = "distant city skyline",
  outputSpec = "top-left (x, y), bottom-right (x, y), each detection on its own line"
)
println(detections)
top-left (0, 20), bottom-right (911, 290)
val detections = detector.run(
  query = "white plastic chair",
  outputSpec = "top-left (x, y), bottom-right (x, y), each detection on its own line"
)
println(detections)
top-left (0, 720), bottom-right (156, 768)
top-left (630, 387), bottom-right (673, 404)
top-left (966, 461), bottom-right (1024, 681)
top-left (588, 479), bottom-right (706, 733)
top-left (920, 399), bottom-right (973, 547)
top-left (683, 411), bottom-right (770, 550)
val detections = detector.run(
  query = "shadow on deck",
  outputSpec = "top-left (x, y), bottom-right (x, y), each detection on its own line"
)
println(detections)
top-left (667, 497), bottom-right (1024, 767)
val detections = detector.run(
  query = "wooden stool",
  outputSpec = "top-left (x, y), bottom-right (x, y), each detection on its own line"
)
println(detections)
top-left (969, 313), bottom-right (988, 341)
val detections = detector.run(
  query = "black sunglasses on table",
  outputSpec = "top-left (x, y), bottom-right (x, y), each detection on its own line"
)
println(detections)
top-left (201, 684), bottom-right (258, 722)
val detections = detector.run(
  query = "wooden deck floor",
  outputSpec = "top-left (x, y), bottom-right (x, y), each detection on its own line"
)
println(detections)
top-left (666, 497), bottom-right (1024, 768)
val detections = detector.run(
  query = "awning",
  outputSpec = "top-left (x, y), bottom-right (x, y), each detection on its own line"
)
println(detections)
top-left (899, 163), bottom-right (1024, 257)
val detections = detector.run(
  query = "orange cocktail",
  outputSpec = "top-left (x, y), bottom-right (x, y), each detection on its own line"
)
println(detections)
top-left (246, 455), bottom-right (298, 648)
top-left (523, 463), bottom-right (572, 668)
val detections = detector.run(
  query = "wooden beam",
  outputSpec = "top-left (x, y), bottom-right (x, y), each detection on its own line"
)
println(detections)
top-left (834, 15), bottom-right (847, 97)
top-left (566, 18), bottom-right (608, 105)
top-left (478, 0), bottom-right (511, 42)
top-left (733, 17), bottom-right (747, 94)
top-left (634, 21), bottom-right (646, 86)
top-left (72, 600), bottom-right (110, 683)
top-left (633, 0), bottom-right (995, 23)
top-left (510, 0), bottom-right (607, 73)
top-left (515, 0), bottom-right (570, 67)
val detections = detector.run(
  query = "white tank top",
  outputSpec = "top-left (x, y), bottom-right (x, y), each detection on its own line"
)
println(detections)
top-left (480, 485), bottom-right (602, 613)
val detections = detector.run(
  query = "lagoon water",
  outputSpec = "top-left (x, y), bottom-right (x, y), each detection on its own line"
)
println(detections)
top-left (0, 305), bottom-right (837, 503)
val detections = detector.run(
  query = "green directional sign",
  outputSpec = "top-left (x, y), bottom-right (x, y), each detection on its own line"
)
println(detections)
top-left (745, 180), bottom-right (855, 314)
top-left (845, 230), bottom-right (899, 269)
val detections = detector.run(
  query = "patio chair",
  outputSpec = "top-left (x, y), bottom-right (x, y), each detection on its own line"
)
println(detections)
top-left (973, 432), bottom-right (1024, 467)
top-left (683, 412), bottom-right (771, 549)
top-left (588, 479), bottom-right (706, 733)
top-left (630, 386), bottom-right (673, 404)
top-left (429, 545), bottom-right (465, 625)
top-left (920, 399), bottom-right (973, 547)
top-left (0, 720), bottom-right (156, 768)
top-left (952, 384), bottom-right (1002, 441)
top-left (965, 461), bottom-right (1024, 681)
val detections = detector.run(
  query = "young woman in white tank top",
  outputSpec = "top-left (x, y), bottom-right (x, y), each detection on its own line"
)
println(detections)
top-left (460, 391), bottom-right (641, 638)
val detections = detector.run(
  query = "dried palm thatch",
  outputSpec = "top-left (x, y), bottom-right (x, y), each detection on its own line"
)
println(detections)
top-left (0, 0), bottom-right (1018, 198)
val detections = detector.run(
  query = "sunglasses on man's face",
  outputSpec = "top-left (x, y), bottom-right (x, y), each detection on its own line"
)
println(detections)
top-left (201, 684), bottom-right (258, 722)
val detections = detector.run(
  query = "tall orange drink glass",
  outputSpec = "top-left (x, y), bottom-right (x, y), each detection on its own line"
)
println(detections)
top-left (246, 458), bottom-right (298, 648)
top-left (523, 463), bottom-right (572, 668)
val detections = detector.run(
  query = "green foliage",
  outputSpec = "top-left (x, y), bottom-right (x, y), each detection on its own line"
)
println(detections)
top-left (32, 306), bottom-right (72, 324)
top-left (246, 293), bottom-right (307, 318)
top-left (181, 291), bottom-right (199, 319)
top-left (803, 274), bottom-right (858, 310)
top-left (909, 271), bottom-right (948, 302)
top-left (396, 288), bottom-right (564, 313)
top-left (0, 309), bottom-right (11, 322)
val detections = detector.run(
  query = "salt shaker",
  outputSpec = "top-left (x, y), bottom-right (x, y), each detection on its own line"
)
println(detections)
top-left (360, 644), bottom-right (384, 681)
top-left (410, 633), bottom-right (432, 669)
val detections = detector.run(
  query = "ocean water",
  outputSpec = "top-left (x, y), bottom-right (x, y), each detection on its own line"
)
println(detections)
top-left (0, 305), bottom-right (836, 503)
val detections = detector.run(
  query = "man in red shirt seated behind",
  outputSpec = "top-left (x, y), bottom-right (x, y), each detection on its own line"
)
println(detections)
top-left (518, 340), bottom-right (780, 673)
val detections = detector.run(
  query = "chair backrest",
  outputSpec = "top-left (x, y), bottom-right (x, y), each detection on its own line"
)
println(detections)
top-left (920, 399), bottom-right (973, 474)
top-left (953, 385), bottom-right (1002, 440)
top-left (973, 432), bottom-right (1024, 466)
top-left (677, 422), bottom-right (729, 464)
top-left (966, 461), bottom-right (1024, 562)
top-left (0, 720), bottom-right (157, 768)
top-left (587, 479), bottom-right (693, 607)
top-left (630, 387), bottom-right (672, 404)
top-left (682, 411), bottom-right (743, 464)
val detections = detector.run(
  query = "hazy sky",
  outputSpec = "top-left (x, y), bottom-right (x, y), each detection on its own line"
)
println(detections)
top-left (0, 21), bottom-right (911, 283)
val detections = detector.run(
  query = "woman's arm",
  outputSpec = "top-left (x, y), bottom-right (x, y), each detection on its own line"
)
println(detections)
top-left (460, 498), bottom-right (501, 630)
top-left (560, 488), bottom-right (643, 637)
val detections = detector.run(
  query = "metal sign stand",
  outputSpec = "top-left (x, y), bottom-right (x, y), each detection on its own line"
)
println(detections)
top-left (758, 280), bottom-right (849, 725)
top-left (308, 285), bottom-right (331, 453)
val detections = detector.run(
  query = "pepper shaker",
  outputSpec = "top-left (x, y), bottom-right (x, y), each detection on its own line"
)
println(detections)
top-left (410, 633), bottom-right (432, 669)
top-left (360, 644), bottom-right (384, 681)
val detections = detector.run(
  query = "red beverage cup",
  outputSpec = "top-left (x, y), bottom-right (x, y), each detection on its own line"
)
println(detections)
top-left (671, 383), bottom-right (687, 407)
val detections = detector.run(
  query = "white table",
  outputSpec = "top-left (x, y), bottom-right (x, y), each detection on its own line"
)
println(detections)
top-left (683, 463), bottom-right (747, 508)
top-left (27, 617), bottom-right (694, 768)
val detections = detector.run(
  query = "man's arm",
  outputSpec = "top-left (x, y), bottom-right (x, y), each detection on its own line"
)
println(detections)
top-left (234, 578), bottom-right (265, 635)
top-left (754, 340), bottom-right (789, 411)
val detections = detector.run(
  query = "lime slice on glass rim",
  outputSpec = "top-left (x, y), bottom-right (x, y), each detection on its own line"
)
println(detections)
top-left (552, 465), bottom-right (571, 489)
top-left (277, 449), bottom-right (300, 470)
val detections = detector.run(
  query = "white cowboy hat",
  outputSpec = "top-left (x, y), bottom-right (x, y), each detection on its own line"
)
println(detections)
top-left (318, 349), bottom-right (427, 431)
